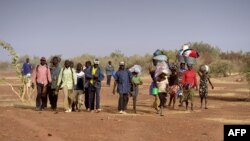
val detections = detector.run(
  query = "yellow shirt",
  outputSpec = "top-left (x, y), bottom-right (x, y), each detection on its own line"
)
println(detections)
top-left (90, 67), bottom-right (97, 84)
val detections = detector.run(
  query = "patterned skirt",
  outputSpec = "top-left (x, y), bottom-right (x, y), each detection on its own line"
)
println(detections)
top-left (199, 84), bottom-right (208, 98)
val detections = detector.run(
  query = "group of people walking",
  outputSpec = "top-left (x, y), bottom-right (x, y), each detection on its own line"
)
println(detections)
top-left (148, 48), bottom-right (214, 116)
top-left (22, 53), bottom-right (214, 115)
top-left (22, 57), bottom-right (104, 113)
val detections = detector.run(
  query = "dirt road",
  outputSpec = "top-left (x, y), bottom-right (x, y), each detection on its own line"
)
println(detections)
top-left (0, 72), bottom-right (249, 141)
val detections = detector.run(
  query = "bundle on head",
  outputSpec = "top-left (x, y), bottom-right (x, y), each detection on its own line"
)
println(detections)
top-left (199, 64), bottom-right (209, 73)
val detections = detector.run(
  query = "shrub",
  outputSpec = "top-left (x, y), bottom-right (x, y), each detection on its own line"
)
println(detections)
top-left (210, 60), bottom-right (232, 77)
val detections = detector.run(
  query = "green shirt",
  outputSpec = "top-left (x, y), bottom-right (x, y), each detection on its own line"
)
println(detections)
top-left (57, 67), bottom-right (77, 90)
top-left (132, 76), bottom-right (142, 85)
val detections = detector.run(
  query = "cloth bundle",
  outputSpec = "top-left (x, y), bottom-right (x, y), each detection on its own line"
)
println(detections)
top-left (154, 60), bottom-right (171, 78)
top-left (199, 64), bottom-right (209, 73)
top-left (152, 49), bottom-right (171, 77)
top-left (177, 44), bottom-right (199, 64)
top-left (129, 64), bottom-right (142, 75)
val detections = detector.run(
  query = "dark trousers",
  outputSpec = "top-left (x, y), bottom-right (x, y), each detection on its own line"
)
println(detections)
top-left (158, 92), bottom-right (167, 107)
top-left (48, 87), bottom-right (58, 109)
top-left (118, 93), bottom-right (129, 111)
top-left (85, 87), bottom-right (89, 109)
top-left (36, 83), bottom-right (47, 109)
top-left (88, 85), bottom-right (101, 110)
top-left (106, 75), bottom-right (112, 86)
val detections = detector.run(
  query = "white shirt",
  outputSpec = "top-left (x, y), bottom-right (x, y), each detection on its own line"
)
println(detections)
top-left (157, 79), bottom-right (169, 93)
top-left (77, 71), bottom-right (85, 78)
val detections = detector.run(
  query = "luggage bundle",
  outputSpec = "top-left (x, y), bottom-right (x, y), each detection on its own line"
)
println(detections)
top-left (199, 64), bottom-right (209, 73)
top-left (152, 49), bottom-right (171, 77)
top-left (129, 64), bottom-right (142, 75)
top-left (177, 44), bottom-right (199, 65)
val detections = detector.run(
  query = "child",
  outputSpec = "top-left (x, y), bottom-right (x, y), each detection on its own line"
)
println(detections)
top-left (156, 70), bottom-right (169, 116)
top-left (168, 66), bottom-right (179, 109)
top-left (198, 66), bottom-right (214, 109)
top-left (177, 62), bottom-right (186, 107)
top-left (131, 71), bottom-right (143, 113)
top-left (72, 63), bottom-right (85, 112)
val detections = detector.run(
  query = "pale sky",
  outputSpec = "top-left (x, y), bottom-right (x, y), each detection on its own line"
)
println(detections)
top-left (1, 0), bottom-right (250, 61)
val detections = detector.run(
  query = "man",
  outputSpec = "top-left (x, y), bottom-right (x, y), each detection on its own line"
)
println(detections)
top-left (22, 58), bottom-right (32, 76)
top-left (83, 61), bottom-right (92, 110)
top-left (48, 56), bottom-right (61, 111)
top-left (57, 60), bottom-right (77, 113)
top-left (85, 59), bottom-right (104, 112)
top-left (105, 61), bottom-right (114, 86)
top-left (21, 58), bottom-right (32, 100)
top-left (113, 61), bottom-right (132, 114)
top-left (31, 57), bottom-right (52, 111)
top-left (181, 64), bottom-right (198, 111)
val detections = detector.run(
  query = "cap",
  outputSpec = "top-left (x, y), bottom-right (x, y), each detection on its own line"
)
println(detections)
top-left (40, 57), bottom-right (46, 61)
top-left (93, 59), bottom-right (100, 65)
top-left (119, 61), bottom-right (125, 65)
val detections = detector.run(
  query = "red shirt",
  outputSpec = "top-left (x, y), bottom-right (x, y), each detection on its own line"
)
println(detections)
top-left (181, 69), bottom-right (197, 88)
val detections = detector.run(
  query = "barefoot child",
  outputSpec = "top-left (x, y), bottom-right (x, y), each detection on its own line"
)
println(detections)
top-left (168, 66), bottom-right (179, 109)
top-left (177, 63), bottom-right (186, 107)
top-left (156, 70), bottom-right (169, 116)
top-left (198, 65), bottom-right (214, 109)
top-left (72, 63), bottom-right (85, 112)
top-left (131, 71), bottom-right (143, 113)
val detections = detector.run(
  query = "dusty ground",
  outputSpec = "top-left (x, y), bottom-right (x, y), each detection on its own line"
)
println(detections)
top-left (0, 71), bottom-right (250, 141)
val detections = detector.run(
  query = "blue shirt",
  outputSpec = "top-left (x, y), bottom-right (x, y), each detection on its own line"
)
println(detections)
top-left (22, 63), bottom-right (32, 75)
top-left (85, 66), bottom-right (104, 88)
top-left (115, 69), bottom-right (131, 94)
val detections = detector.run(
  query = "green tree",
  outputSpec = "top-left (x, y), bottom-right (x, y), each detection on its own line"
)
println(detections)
top-left (161, 49), bottom-right (177, 62)
top-left (190, 42), bottom-right (221, 64)
top-left (110, 49), bottom-right (124, 58)
top-left (242, 53), bottom-right (250, 85)
top-left (210, 60), bottom-right (232, 77)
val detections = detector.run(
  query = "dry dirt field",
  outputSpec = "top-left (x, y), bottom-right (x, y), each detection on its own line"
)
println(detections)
top-left (0, 71), bottom-right (249, 141)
